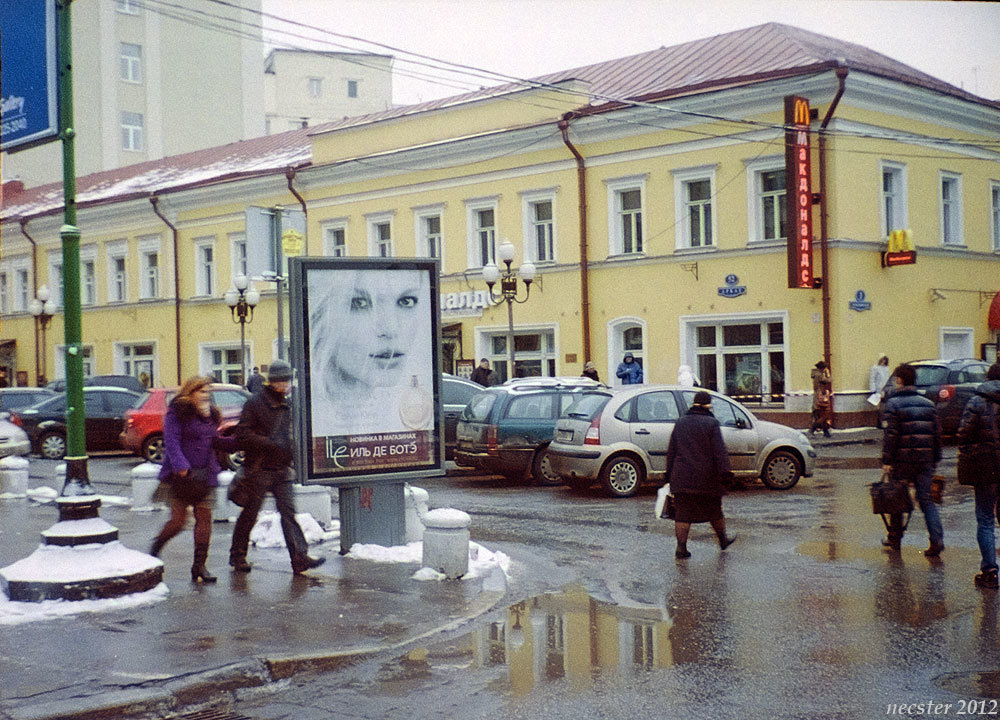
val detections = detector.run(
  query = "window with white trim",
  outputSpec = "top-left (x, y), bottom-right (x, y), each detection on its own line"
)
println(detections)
top-left (940, 171), bottom-right (963, 246)
top-left (15, 265), bottom-right (30, 312)
top-left (0, 271), bottom-right (7, 315)
top-left (608, 318), bottom-right (646, 385)
top-left (322, 220), bottom-right (348, 257)
top-left (366, 213), bottom-right (394, 258)
top-left (673, 166), bottom-right (717, 249)
top-left (47, 251), bottom-right (64, 308)
top-left (81, 245), bottom-right (97, 306)
top-left (745, 158), bottom-right (786, 244)
top-left (121, 111), bottom-right (143, 151)
top-left (466, 198), bottom-right (499, 268)
top-left (606, 176), bottom-right (646, 256)
top-left (194, 237), bottom-right (216, 296)
top-left (347, 80), bottom-right (358, 98)
top-left (204, 344), bottom-right (246, 385)
top-left (522, 191), bottom-right (556, 263)
top-left (992, 181), bottom-right (1000, 252)
top-left (138, 236), bottom-right (161, 300)
top-left (119, 343), bottom-right (156, 387)
top-left (414, 206), bottom-right (444, 263)
top-left (880, 161), bottom-right (908, 239)
top-left (120, 43), bottom-right (142, 83)
top-left (107, 241), bottom-right (128, 303)
top-left (307, 77), bottom-right (322, 99)
top-left (229, 232), bottom-right (247, 279)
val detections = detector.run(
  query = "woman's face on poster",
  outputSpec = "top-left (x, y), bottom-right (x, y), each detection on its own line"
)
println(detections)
top-left (325, 270), bottom-right (426, 388)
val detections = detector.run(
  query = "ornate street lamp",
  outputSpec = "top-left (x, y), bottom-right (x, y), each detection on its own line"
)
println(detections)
top-left (482, 240), bottom-right (535, 380)
top-left (224, 274), bottom-right (260, 386)
top-left (28, 285), bottom-right (56, 386)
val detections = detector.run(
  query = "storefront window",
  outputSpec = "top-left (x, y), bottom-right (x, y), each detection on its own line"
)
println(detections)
top-left (486, 330), bottom-right (556, 382)
top-left (690, 318), bottom-right (786, 404)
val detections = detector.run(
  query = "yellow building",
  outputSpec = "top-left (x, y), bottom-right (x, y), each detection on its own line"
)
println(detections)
top-left (2, 23), bottom-right (999, 425)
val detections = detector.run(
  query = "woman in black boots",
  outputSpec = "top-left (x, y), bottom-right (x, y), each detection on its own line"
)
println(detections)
top-left (150, 376), bottom-right (237, 582)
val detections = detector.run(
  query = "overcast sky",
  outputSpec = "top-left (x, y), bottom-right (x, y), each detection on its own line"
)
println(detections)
top-left (262, 0), bottom-right (1000, 106)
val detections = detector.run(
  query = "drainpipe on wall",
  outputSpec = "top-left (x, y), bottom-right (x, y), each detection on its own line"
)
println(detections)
top-left (285, 167), bottom-right (307, 219)
top-left (18, 218), bottom-right (41, 385)
top-left (558, 113), bottom-right (592, 363)
top-left (149, 194), bottom-right (183, 385)
top-left (818, 67), bottom-right (848, 416)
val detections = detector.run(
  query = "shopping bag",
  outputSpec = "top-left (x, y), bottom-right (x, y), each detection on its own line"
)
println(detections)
top-left (655, 484), bottom-right (675, 520)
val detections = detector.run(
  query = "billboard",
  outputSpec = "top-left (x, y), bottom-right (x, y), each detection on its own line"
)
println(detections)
top-left (784, 95), bottom-right (814, 289)
top-left (1, 0), bottom-right (59, 150)
top-left (289, 257), bottom-right (444, 484)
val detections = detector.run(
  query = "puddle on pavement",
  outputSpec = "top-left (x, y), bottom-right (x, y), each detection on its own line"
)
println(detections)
top-left (937, 670), bottom-right (1000, 698)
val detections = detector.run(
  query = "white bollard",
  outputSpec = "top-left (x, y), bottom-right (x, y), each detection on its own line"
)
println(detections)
top-left (259, 484), bottom-right (333, 527)
top-left (0, 456), bottom-right (30, 497)
top-left (422, 508), bottom-right (471, 579)
top-left (130, 462), bottom-right (163, 511)
top-left (404, 485), bottom-right (430, 543)
top-left (214, 470), bottom-right (242, 522)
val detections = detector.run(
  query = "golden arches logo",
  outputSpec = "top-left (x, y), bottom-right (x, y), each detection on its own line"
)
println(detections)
top-left (794, 99), bottom-right (810, 125)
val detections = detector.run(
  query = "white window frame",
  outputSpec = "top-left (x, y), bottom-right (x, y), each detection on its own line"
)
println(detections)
top-left (366, 212), bottom-right (395, 258)
top-left (107, 240), bottom-right (128, 303)
top-left (322, 219), bottom-right (348, 257)
top-left (199, 342), bottom-right (248, 385)
top-left (607, 317), bottom-right (647, 386)
top-left (0, 270), bottom-right (7, 315)
top-left (991, 181), bottom-right (1000, 253)
top-left (940, 171), bottom-right (963, 246)
top-left (47, 250), bottom-right (64, 309)
top-left (475, 323), bottom-right (558, 383)
top-left (121, 111), bottom-right (143, 151)
top-left (193, 236), bottom-right (216, 297)
top-left (115, 341), bottom-right (157, 386)
top-left (879, 161), bottom-right (908, 239)
top-left (606, 175), bottom-right (646, 257)
top-left (81, 244), bottom-right (98, 306)
top-left (939, 327), bottom-right (974, 359)
top-left (14, 262), bottom-right (31, 312)
top-left (521, 189), bottom-right (557, 264)
top-left (307, 77), bottom-right (322, 99)
top-left (138, 235), bottom-right (161, 300)
top-left (54, 345), bottom-right (94, 380)
top-left (413, 205), bottom-right (445, 267)
top-left (673, 165), bottom-right (718, 250)
top-left (119, 43), bottom-right (142, 83)
top-left (466, 197), bottom-right (499, 269)
top-left (347, 80), bottom-right (358, 98)
top-left (744, 156), bottom-right (786, 245)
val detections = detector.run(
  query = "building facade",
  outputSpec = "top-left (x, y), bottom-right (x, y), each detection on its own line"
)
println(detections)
top-left (2, 23), bottom-right (999, 424)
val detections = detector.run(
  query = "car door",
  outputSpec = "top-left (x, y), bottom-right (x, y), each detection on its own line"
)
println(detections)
top-left (83, 390), bottom-right (113, 449)
top-left (442, 377), bottom-right (482, 455)
top-left (627, 390), bottom-right (681, 473)
top-left (679, 390), bottom-right (758, 472)
top-left (104, 390), bottom-right (139, 448)
top-left (500, 392), bottom-right (558, 453)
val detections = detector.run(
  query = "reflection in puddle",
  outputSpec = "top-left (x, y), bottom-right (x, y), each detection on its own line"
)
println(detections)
top-left (375, 584), bottom-right (671, 698)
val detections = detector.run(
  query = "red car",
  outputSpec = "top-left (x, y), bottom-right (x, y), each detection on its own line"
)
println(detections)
top-left (119, 384), bottom-right (250, 466)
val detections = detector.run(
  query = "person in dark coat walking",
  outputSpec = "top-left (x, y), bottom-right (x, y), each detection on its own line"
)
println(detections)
top-left (881, 363), bottom-right (943, 556)
top-left (957, 362), bottom-right (1000, 588)
top-left (581, 361), bottom-right (600, 382)
top-left (470, 358), bottom-right (498, 387)
top-left (228, 360), bottom-right (326, 575)
top-left (665, 390), bottom-right (736, 559)
top-left (150, 376), bottom-right (238, 583)
top-left (246, 367), bottom-right (265, 394)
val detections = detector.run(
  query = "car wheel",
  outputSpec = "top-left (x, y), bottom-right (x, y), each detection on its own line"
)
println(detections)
top-left (39, 432), bottom-right (67, 460)
top-left (531, 447), bottom-right (562, 486)
top-left (142, 434), bottom-right (164, 464)
top-left (761, 449), bottom-right (802, 490)
top-left (599, 455), bottom-right (644, 498)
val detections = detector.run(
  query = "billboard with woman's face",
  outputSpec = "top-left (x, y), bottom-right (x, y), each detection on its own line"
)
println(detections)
top-left (289, 258), bottom-right (443, 483)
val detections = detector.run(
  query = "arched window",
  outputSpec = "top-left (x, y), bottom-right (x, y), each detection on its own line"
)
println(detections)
top-left (608, 318), bottom-right (646, 385)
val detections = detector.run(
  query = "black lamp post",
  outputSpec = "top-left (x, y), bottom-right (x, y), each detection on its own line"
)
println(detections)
top-left (224, 274), bottom-right (259, 386)
top-left (28, 284), bottom-right (56, 386)
top-left (482, 240), bottom-right (535, 380)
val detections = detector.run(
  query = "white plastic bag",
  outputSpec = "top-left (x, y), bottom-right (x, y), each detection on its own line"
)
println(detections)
top-left (654, 484), bottom-right (671, 520)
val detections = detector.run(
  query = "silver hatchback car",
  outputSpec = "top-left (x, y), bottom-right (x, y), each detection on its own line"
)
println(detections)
top-left (548, 385), bottom-right (816, 497)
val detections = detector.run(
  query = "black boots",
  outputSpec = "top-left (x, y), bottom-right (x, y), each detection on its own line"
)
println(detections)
top-left (149, 536), bottom-right (166, 558)
top-left (291, 554), bottom-right (326, 574)
top-left (229, 554), bottom-right (252, 573)
top-left (191, 543), bottom-right (217, 583)
top-left (718, 534), bottom-right (737, 550)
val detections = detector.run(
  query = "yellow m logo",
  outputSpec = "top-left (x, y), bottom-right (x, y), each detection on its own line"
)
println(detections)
top-left (794, 99), bottom-right (810, 125)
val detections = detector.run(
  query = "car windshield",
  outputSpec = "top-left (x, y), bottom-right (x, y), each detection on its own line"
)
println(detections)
top-left (462, 392), bottom-right (497, 422)
top-left (912, 366), bottom-right (949, 386)
top-left (561, 392), bottom-right (611, 420)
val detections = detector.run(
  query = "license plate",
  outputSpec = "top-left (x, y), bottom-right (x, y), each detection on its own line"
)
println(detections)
top-left (556, 429), bottom-right (573, 443)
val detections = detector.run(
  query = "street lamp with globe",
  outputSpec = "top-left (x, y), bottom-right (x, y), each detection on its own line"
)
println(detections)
top-left (28, 285), bottom-right (57, 386)
top-left (224, 274), bottom-right (260, 386)
top-left (482, 240), bottom-right (535, 380)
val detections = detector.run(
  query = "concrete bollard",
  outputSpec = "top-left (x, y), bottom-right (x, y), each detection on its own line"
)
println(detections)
top-left (0, 456), bottom-right (30, 497)
top-left (213, 470), bottom-right (242, 522)
top-left (421, 508), bottom-right (471, 579)
top-left (261, 484), bottom-right (333, 527)
top-left (404, 485), bottom-right (429, 543)
top-left (130, 462), bottom-right (163, 511)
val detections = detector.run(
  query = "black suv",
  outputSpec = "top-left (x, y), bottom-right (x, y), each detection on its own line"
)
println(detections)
top-left (878, 358), bottom-right (990, 437)
top-left (455, 377), bottom-right (605, 484)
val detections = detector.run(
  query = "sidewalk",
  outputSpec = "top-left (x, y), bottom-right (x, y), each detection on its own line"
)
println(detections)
top-left (0, 495), bottom-right (508, 720)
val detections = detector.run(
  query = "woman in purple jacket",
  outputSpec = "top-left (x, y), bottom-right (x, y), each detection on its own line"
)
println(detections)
top-left (150, 376), bottom-right (237, 582)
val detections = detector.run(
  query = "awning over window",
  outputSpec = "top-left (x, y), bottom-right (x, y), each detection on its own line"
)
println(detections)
top-left (989, 293), bottom-right (1000, 330)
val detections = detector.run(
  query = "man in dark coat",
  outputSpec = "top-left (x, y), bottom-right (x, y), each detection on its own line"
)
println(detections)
top-left (228, 360), bottom-right (326, 574)
top-left (470, 358), bottom-right (498, 387)
top-left (246, 366), bottom-right (265, 394)
top-left (665, 390), bottom-right (736, 559)
top-left (881, 363), bottom-right (943, 556)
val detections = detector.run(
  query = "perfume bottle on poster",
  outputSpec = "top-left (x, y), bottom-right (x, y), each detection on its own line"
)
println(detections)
top-left (399, 375), bottom-right (432, 429)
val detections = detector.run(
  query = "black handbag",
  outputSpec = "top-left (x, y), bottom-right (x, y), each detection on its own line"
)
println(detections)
top-left (870, 472), bottom-right (913, 516)
top-left (170, 467), bottom-right (211, 504)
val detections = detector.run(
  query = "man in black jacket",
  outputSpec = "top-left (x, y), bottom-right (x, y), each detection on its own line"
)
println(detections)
top-left (881, 363), bottom-right (943, 556)
top-left (228, 360), bottom-right (325, 574)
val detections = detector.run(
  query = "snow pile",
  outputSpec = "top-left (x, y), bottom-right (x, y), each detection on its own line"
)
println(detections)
top-left (0, 583), bottom-right (168, 626)
top-left (23, 486), bottom-right (130, 507)
top-left (348, 540), bottom-right (510, 582)
top-left (0, 541), bottom-right (161, 583)
top-left (249, 511), bottom-right (339, 548)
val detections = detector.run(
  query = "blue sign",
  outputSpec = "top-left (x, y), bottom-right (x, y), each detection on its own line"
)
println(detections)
top-left (848, 289), bottom-right (872, 312)
top-left (718, 274), bottom-right (746, 298)
top-left (1, 0), bottom-right (59, 150)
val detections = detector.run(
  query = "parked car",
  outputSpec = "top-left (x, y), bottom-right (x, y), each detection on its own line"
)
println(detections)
top-left (119, 384), bottom-right (251, 465)
top-left (877, 358), bottom-right (990, 437)
top-left (548, 385), bottom-right (817, 497)
top-left (10, 386), bottom-right (143, 459)
top-left (442, 373), bottom-right (484, 460)
top-left (46, 374), bottom-right (146, 393)
top-left (454, 377), bottom-right (605, 484)
top-left (0, 387), bottom-right (57, 415)
top-left (0, 417), bottom-right (31, 458)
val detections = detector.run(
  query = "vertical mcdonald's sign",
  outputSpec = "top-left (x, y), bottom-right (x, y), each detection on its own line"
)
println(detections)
top-left (785, 96), bottom-right (814, 289)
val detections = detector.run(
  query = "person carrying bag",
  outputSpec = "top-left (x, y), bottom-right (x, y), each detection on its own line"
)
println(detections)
top-left (957, 362), bottom-right (1000, 589)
